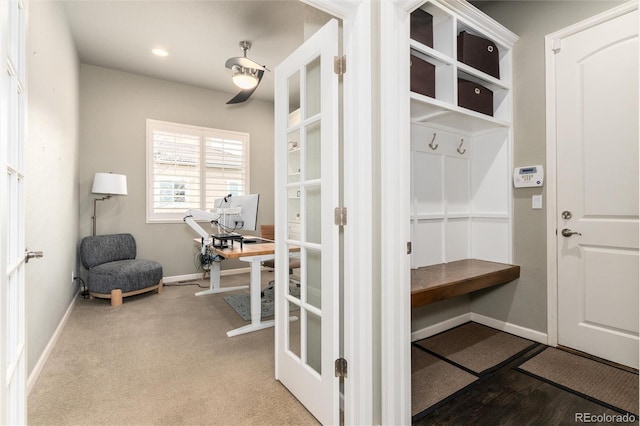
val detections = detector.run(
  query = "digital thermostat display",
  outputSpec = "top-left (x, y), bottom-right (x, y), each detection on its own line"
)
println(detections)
top-left (514, 165), bottom-right (544, 188)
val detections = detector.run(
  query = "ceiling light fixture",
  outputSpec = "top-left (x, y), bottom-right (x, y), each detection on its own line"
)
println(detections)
top-left (232, 66), bottom-right (259, 90)
top-left (152, 48), bottom-right (169, 57)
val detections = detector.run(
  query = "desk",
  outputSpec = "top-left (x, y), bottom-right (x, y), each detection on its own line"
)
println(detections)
top-left (194, 238), bottom-right (298, 337)
top-left (194, 239), bottom-right (249, 297)
top-left (213, 242), bottom-right (282, 337)
top-left (193, 238), bottom-right (271, 298)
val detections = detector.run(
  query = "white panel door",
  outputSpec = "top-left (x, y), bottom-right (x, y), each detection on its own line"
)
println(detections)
top-left (1, 0), bottom-right (28, 423)
top-left (274, 19), bottom-right (340, 425)
top-left (556, 7), bottom-right (639, 368)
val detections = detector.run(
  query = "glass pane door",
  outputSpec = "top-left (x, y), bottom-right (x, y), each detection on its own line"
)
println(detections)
top-left (274, 19), bottom-right (340, 425)
top-left (2, 0), bottom-right (28, 423)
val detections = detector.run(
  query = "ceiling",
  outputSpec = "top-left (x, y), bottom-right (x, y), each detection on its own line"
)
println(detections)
top-left (62, 1), bottom-right (311, 103)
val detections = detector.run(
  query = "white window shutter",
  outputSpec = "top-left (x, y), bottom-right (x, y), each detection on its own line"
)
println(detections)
top-left (146, 120), bottom-right (250, 223)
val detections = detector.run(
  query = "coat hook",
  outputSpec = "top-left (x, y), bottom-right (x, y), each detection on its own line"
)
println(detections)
top-left (457, 138), bottom-right (466, 155)
top-left (428, 133), bottom-right (438, 150)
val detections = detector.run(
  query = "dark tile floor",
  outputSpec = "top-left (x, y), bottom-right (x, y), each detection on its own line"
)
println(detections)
top-left (413, 345), bottom-right (639, 426)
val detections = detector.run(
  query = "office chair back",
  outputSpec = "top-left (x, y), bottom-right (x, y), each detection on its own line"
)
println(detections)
top-left (260, 224), bottom-right (275, 241)
top-left (260, 224), bottom-right (300, 272)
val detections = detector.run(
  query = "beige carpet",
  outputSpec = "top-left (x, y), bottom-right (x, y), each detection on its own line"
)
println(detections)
top-left (411, 346), bottom-right (477, 416)
top-left (415, 322), bottom-right (536, 375)
top-left (518, 347), bottom-right (639, 415)
top-left (28, 273), bottom-right (318, 425)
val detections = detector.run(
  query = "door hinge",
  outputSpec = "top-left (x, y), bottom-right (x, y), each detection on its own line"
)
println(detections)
top-left (334, 55), bottom-right (346, 75)
top-left (552, 39), bottom-right (561, 54)
top-left (334, 207), bottom-right (347, 226)
top-left (407, 242), bottom-right (412, 254)
top-left (335, 358), bottom-right (348, 378)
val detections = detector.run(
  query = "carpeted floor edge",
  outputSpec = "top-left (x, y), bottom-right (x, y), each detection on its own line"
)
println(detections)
top-left (414, 322), bottom-right (538, 376)
top-left (516, 347), bottom-right (639, 417)
top-left (411, 345), bottom-right (479, 421)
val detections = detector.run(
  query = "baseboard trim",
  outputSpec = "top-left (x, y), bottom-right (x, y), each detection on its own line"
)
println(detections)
top-left (411, 313), bottom-right (472, 342)
top-left (27, 291), bottom-right (79, 396)
top-left (410, 312), bottom-right (548, 344)
top-left (163, 267), bottom-right (258, 284)
top-left (470, 313), bottom-right (548, 344)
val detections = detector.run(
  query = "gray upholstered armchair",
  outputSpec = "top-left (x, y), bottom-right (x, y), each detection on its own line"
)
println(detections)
top-left (80, 233), bottom-right (163, 306)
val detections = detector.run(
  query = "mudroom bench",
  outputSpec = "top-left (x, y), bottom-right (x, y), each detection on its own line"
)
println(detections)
top-left (411, 259), bottom-right (520, 307)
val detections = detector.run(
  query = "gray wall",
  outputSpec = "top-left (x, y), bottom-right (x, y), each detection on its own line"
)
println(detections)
top-left (468, 1), bottom-right (624, 333)
top-left (26, 1), bottom-right (80, 375)
top-left (79, 65), bottom-right (276, 276)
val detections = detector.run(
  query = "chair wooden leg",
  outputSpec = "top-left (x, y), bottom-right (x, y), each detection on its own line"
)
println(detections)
top-left (157, 279), bottom-right (163, 294)
top-left (110, 289), bottom-right (123, 307)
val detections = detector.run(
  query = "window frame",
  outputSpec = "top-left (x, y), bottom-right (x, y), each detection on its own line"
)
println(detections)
top-left (146, 119), bottom-right (250, 223)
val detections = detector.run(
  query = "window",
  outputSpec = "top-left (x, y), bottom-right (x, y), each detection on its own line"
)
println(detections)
top-left (146, 119), bottom-right (250, 222)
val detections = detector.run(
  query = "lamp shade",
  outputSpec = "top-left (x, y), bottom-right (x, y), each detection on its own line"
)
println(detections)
top-left (92, 173), bottom-right (128, 195)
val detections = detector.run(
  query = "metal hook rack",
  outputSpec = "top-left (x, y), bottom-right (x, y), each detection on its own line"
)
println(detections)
top-left (457, 138), bottom-right (466, 155)
top-left (428, 133), bottom-right (438, 150)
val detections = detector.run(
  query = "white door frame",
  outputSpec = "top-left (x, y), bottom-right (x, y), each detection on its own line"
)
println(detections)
top-left (302, 1), bottom-right (374, 424)
top-left (379, 1), bottom-right (419, 424)
top-left (545, 0), bottom-right (639, 348)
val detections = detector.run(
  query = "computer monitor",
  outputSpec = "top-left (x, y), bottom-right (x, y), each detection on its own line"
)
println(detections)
top-left (213, 194), bottom-right (260, 232)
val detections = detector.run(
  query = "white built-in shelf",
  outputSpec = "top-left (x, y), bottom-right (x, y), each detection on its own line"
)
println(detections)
top-left (410, 39), bottom-right (455, 66)
top-left (410, 0), bottom-right (516, 132)
top-left (409, 0), bottom-right (518, 272)
top-left (410, 92), bottom-right (509, 134)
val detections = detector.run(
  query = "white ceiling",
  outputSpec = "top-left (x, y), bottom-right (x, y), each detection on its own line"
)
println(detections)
top-left (62, 1), bottom-right (309, 103)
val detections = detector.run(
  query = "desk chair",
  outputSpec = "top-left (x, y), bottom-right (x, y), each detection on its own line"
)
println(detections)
top-left (260, 224), bottom-right (300, 296)
top-left (260, 224), bottom-right (300, 274)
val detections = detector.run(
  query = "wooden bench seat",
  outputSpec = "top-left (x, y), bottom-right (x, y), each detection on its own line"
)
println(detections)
top-left (411, 259), bottom-right (520, 307)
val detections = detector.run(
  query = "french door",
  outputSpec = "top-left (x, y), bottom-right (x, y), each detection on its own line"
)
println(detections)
top-left (1, 0), bottom-right (28, 423)
top-left (274, 19), bottom-right (340, 425)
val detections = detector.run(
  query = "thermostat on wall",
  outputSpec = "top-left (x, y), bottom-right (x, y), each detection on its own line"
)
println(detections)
top-left (513, 165), bottom-right (544, 188)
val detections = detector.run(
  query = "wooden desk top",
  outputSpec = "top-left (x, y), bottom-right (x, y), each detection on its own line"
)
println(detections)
top-left (213, 242), bottom-right (277, 259)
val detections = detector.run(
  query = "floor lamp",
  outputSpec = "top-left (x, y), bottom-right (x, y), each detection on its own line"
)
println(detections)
top-left (92, 172), bottom-right (128, 236)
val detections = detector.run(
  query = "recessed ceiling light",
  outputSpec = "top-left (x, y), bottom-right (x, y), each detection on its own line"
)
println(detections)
top-left (152, 48), bottom-right (169, 57)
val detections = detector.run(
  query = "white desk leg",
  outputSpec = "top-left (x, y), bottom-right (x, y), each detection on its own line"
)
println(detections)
top-left (226, 256), bottom-right (298, 337)
top-left (227, 259), bottom-right (275, 336)
top-left (195, 260), bottom-right (248, 297)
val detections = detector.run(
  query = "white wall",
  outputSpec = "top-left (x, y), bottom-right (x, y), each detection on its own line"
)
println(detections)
top-left (468, 1), bottom-right (624, 333)
top-left (26, 1), bottom-right (80, 375)
top-left (79, 65), bottom-right (276, 276)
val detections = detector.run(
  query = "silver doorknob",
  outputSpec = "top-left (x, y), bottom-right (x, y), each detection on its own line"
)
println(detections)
top-left (561, 228), bottom-right (581, 237)
top-left (25, 250), bottom-right (44, 263)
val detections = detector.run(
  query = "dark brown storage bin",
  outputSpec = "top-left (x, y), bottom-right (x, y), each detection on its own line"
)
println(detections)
top-left (410, 54), bottom-right (436, 98)
top-left (457, 31), bottom-right (500, 79)
top-left (458, 78), bottom-right (493, 116)
top-left (410, 9), bottom-right (433, 48)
